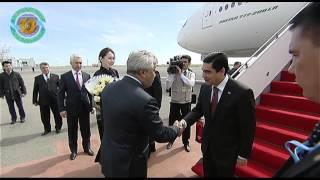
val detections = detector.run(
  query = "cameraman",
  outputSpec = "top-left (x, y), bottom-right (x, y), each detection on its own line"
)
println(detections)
top-left (166, 54), bottom-right (195, 152)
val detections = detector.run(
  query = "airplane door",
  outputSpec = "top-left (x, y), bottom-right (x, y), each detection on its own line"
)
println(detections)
top-left (202, 4), bottom-right (213, 29)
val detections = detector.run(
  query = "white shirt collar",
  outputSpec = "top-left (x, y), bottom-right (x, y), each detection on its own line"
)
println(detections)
top-left (43, 72), bottom-right (50, 79)
top-left (43, 72), bottom-right (50, 77)
top-left (72, 69), bottom-right (81, 75)
top-left (125, 74), bottom-right (142, 86)
top-left (214, 75), bottom-right (229, 92)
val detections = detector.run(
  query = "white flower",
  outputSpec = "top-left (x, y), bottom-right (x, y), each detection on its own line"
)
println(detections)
top-left (94, 96), bottom-right (101, 102)
top-left (85, 74), bottom-right (117, 105)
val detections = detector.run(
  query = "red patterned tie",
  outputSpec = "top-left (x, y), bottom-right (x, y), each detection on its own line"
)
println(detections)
top-left (211, 87), bottom-right (218, 113)
top-left (76, 72), bottom-right (81, 89)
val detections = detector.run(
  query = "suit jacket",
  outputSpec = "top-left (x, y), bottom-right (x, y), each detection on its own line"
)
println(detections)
top-left (276, 146), bottom-right (320, 177)
top-left (57, 70), bottom-right (92, 115)
top-left (0, 71), bottom-right (26, 99)
top-left (100, 76), bottom-right (179, 177)
top-left (227, 68), bottom-right (240, 78)
top-left (184, 78), bottom-right (256, 169)
top-left (32, 73), bottom-right (59, 106)
top-left (145, 71), bottom-right (162, 108)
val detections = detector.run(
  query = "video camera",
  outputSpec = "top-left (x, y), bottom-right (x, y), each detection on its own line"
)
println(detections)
top-left (167, 55), bottom-right (184, 74)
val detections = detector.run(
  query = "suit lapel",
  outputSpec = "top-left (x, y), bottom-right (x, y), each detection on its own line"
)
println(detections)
top-left (68, 71), bottom-right (80, 91)
top-left (81, 72), bottom-right (89, 90)
top-left (205, 86), bottom-right (212, 117)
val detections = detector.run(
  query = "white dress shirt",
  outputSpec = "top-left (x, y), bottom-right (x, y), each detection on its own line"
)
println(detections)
top-left (72, 69), bottom-right (83, 87)
top-left (43, 72), bottom-right (50, 82)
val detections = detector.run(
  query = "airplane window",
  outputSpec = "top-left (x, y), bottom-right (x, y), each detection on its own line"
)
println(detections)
top-left (231, 2), bottom-right (235, 8)
top-left (219, 6), bottom-right (222, 12)
top-left (238, 2), bottom-right (242, 5)
top-left (225, 4), bottom-right (228, 10)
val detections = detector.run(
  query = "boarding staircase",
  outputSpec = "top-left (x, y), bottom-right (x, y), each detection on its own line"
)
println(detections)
top-left (235, 71), bottom-right (320, 177)
top-left (191, 3), bottom-right (320, 177)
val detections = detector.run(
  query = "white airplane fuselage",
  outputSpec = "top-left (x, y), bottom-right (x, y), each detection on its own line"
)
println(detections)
top-left (177, 2), bottom-right (308, 57)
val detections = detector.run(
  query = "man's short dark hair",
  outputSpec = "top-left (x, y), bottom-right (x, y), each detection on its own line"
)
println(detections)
top-left (40, 62), bottom-right (49, 67)
top-left (2, 60), bottom-right (12, 67)
top-left (289, 3), bottom-right (320, 46)
top-left (234, 61), bottom-right (241, 66)
top-left (180, 54), bottom-right (191, 63)
top-left (203, 52), bottom-right (229, 75)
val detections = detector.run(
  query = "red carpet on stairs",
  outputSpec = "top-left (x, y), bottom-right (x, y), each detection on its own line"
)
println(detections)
top-left (191, 71), bottom-right (320, 177)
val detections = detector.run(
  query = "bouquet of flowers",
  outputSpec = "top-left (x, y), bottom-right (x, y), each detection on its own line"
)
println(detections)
top-left (85, 74), bottom-right (115, 108)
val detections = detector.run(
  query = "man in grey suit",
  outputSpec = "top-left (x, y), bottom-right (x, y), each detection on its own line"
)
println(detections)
top-left (179, 52), bottom-right (256, 177)
top-left (58, 54), bottom-right (94, 160)
top-left (100, 50), bottom-right (183, 177)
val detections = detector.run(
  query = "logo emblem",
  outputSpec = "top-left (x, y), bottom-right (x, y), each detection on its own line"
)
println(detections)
top-left (10, 7), bottom-right (46, 43)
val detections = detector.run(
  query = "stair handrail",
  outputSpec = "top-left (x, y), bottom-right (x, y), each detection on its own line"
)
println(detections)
top-left (232, 2), bottom-right (312, 79)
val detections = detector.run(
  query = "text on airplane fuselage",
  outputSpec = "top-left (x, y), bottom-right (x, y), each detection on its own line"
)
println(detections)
top-left (219, 5), bottom-right (278, 24)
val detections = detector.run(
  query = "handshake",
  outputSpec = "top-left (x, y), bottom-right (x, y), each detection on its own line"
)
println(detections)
top-left (173, 119), bottom-right (187, 137)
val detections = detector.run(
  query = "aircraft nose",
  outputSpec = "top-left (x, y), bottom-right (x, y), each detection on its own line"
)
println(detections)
top-left (177, 27), bottom-right (186, 48)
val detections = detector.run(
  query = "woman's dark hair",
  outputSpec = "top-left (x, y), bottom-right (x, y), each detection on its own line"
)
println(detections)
top-left (203, 52), bottom-right (229, 75)
top-left (98, 47), bottom-right (115, 63)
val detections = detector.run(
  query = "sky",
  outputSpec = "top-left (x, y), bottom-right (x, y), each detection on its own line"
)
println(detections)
top-left (0, 2), bottom-right (207, 66)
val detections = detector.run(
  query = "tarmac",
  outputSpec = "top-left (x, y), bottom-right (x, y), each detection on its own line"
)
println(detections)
top-left (0, 65), bottom-right (204, 177)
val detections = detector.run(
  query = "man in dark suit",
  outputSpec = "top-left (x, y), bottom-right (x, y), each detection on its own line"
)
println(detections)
top-left (227, 61), bottom-right (241, 78)
top-left (274, 3), bottom-right (320, 177)
top-left (100, 50), bottom-right (182, 177)
top-left (58, 54), bottom-right (94, 160)
top-left (0, 60), bottom-right (26, 124)
top-left (179, 52), bottom-right (256, 177)
top-left (33, 62), bottom-right (62, 135)
top-left (144, 61), bottom-right (162, 157)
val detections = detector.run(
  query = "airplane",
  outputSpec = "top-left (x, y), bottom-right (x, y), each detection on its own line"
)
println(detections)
top-left (177, 2), bottom-right (309, 57)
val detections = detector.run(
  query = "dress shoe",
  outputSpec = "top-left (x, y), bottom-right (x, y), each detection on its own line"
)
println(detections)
top-left (84, 148), bottom-right (94, 156)
top-left (70, 152), bottom-right (77, 160)
top-left (20, 117), bottom-right (25, 123)
top-left (10, 121), bottom-right (16, 124)
top-left (184, 144), bottom-right (191, 152)
top-left (41, 130), bottom-right (51, 136)
top-left (56, 129), bottom-right (61, 134)
top-left (166, 142), bottom-right (173, 150)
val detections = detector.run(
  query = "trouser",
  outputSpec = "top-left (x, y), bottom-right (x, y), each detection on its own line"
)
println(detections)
top-left (67, 110), bottom-right (91, 153)
top-left (203, 152), bottom-right (236, 177)
top-left (5, 95), bottom-right (25, 121)
top-left (169, 102), bottom-right (191, 145)
top-left (39, 101), bottom-right (62, 132)
top-left (96, 113), bottom-right (103, 141)
top-left (95, 112), bottom-right (103, 163)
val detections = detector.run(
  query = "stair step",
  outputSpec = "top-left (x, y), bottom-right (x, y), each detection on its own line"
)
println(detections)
top-left (260, 93), bottom-right (320, 115)
top-left (270, 81), bottom-right (303, 97)
top-left (281, 71), bottom-right (296, 82)
top-left (255, 121), bottom-right (308, 147)
top-left (235, 160), bottom-right (275, 177)
top-left (251, 138), bottom-right (289, 170)
top-left (256, 105), bottom-right (320, 133)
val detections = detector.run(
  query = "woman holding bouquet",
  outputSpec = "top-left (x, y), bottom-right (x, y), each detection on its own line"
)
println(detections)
top-left (94, 47), bottom-right (119, 163)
